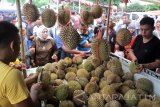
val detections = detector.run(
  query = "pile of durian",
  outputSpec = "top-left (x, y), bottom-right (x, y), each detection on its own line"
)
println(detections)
top-left (28, 56), bottom-right (160, 107)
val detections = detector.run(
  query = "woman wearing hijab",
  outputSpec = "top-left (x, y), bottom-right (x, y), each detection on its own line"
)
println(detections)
top-left (29, 25), bottom-right (58, 66)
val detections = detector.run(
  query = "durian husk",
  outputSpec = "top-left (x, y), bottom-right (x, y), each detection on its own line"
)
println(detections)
top-left (65, 72), bottom-right (76, 81)
top-left (123, 89), bottom-right (139, 106)
top-left (100, 85), bottom-right (117, 102)
top-left (72, 56), bottom-right (83, 65)
top-left (84, 82), bottom-right (99, 95)
top-left (59, 100), bottom-right (75, 107)
top-left (68, 81), bottom-right (82, 93)
top-left (91, 38), bottom-right (111, 61)
top-left (77, 68), bottom-right (90, 79)
top-left (91, 5), bottom-right (103, 19)
top-left (107, 58), bottom-right (123, 77)
top-left (129, 61), bottom-right (140, 73)
top-left (135, 78), bottom-right (153, 93)
top-left (104, 100), bottom-right (122, 107)
top-left (116, 28), bottom-right (132, 46)
top-left (76, 77), bottom-right (89, 89)
top-left (23, 3), bottom-right (39, 22)
top-left (41, 8), bottom-right (56, 28)
top-left (88, 93), bottom-right (105, 107)
top-left (80, 10), bottom-right (93, 25)
top-left (55, 84), bottom-right (69, 101)
top-left (64, 57), bottom-right (72, 67)
top-left (58, 6), bottom-right (71, 26)
top-left (60, 24), bottom-right (81, 49)
top-left (138, 98), bottom-right (153, 107)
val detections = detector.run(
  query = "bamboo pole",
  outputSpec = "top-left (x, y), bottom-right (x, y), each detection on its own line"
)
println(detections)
top-left (106, 0), bottom-right (112, 41)
top-left (16, 0), bottom-right (27, 78)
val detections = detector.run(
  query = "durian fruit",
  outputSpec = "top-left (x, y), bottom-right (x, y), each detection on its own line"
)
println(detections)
top-left (91, 65), bottom-right (105, 78)
top-left (129, 61), bottom-right (141, 73)
top-left (99, 78), bottom-right (108, 89)
top-left (46, 104), bottom-right (55, 107)
top-left (91, 38), bottom-right (110, 61)
top-left (124, 89), bottom-right (139, 106)
top-left (119, 85), bottom-right (131, 95)
top-left (123, 80), bottom-right (135, 89)
top-left (90, 5), bottom-right (103, 19)
top-left (106, 73), bottom-right (121, 85)
top-left (122, 72), bottom-right (134, 80)
top-left (135, 78), bottom-right (153, 93)
top-left (78, 64), bottom-right (84, 69)
top-left (41, 8), bottom-right (56, 28)
top-left (68, 80), bottom-right (82, 93)
top-left (77, 69), bottom-right (90, 79)
top-left (59, 100), bottom-right (75, 107)
top-left (23, 3), bottom-right (39, 22)
top-left (57, 60), bottom-right (67, 70)
top-left (37, 71), bottom-right (51, 87)
top-left (84, 81), bottom-right (99, 95)
top-left (152, 97), bottom-right (160, 107)
top-left (76, 77), bottom-right (89, 89)
top-left (58, 6), bottom-right (70, 26)
top-left (60, 24), bottom-right (80, 49)
top-left (91, 57), bottom-right (102, 68)
top-left (73, 90), bottom-right (88, 106)
top-left (116, 28), bottom-right (132, 46)
top-left (65, 72), bottom-right (76, 81)
top-left (104, 100), bottom-right (121, 107)
top-left (64, 57), bottom-right (72, 67)
top-left (80, 10), bottom-right (93, 25)
top-left (107, 58), bottom-right (123, 77)
top-left (110, 83), bottom-right (123, 91)
top-left (72, 56), bottom-right (83, 65)
top-left (100, 85), bottom-right (117, 102)
top-left (83, 60), bottom-right (94, 72)
top-left (38, 86), bottom-right (55, 100)
top-left (55, 84), bottom-right (69, 101)
top-left (56, 69), bottom-right (65, 79)
top-left (44, 63), bottom-right (57, 73)
top-left (88, 93), bottom-right (105, 107)
top-left (53, 79), bottom-right (64, 86)
top-left (138, 98), bottom-right (153, 107)
top-left (104, 70), bottom-right (113, 79)
top-left (66, 67), bottom-right (77, 74)
top-left (136, 88), bottom-right (148, 98)
top-left (36, 66), bottom-right (44, 73)
top-left (50, 73), bottom-right (58, 81)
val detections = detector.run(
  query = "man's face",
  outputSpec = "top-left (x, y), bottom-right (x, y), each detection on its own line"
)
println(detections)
top-left (140, 24), bottom-right (154, 38)
top-left (122, 15), bottom-right (129, 24)
top-left (156, 22), bottom-right (160, 31)
top-left (80, 25), bottom-right (88, 34)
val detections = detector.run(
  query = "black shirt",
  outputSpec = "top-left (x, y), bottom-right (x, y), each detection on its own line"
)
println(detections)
top-left (132, 35), bottom-right (160, 64)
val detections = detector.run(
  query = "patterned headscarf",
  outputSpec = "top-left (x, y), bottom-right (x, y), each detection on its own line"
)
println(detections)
top-left (37, 25), bottom-right (53, 41)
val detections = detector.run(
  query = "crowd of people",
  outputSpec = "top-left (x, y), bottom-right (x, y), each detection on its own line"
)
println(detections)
top-left (0, 10), bottom-right (160, 106)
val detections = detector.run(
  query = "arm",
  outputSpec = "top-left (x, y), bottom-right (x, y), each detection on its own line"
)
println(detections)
top-left (128, 49), bottom-right (138, 62)
top-left (142, 59), bottom-right (160, 69)
top-left (83, 41), bottom-right (91, 48)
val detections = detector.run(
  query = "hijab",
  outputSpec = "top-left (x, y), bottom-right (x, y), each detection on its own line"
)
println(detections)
top-left (37, 25), bottom-right (53, 41)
